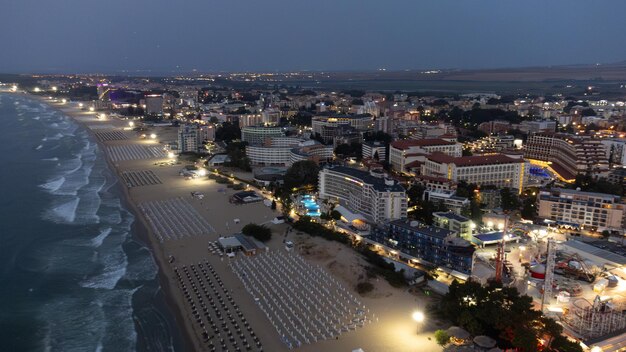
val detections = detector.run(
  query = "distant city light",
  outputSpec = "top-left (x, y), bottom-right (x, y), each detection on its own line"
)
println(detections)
top-left (33, 87), bottom-right (41, 92)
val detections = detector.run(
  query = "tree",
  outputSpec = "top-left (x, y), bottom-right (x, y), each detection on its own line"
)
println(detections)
top-left (284, 160), bottom-right (320, 191)
top-left (241, 223), bottom-right (272, 242)
top-left (500, 188), bottom-right (521, 211)
top-left (330, 210), bottom-right (341, 221)
top-left (216, 121), bottom-right (241, 143)
top-left (434, 330), bottom-right (450, 346)
top-left (271, 200), bottom-right (277, 210)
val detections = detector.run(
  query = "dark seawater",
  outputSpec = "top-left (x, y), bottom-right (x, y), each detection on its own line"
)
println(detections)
top-left (0, 94), bottom-right (183, 352)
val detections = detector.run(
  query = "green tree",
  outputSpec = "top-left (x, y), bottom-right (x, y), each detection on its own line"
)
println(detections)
top-left (271, 200), bottom-right (277, 210)
top-left (500, 188), bottom-right (521, 211)
top-left (330, 210), bottom-right (342, 221)
top-left (284, 160), bottom-right (320, 191)
top-left (434, 330), bottom-right (450, 346)
top-left (241, 223), bottom-right (272, 242)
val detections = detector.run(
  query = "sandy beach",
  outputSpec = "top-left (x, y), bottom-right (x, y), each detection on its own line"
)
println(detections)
top-left (38, 97), bottom-right (442, 352)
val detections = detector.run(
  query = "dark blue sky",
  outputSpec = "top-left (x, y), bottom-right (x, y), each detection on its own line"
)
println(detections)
top-left (2, 0), bottom-right (626, 74)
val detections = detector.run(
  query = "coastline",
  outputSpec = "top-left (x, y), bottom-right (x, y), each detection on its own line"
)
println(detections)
top-left (23, 93), bottom-right (196, 352)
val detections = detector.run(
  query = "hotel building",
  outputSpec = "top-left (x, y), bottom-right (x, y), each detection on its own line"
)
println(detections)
top-left (524, 132), bottom-right (608, 181)
top-left (537, 188), bottom-right (626, 231)
top-left (389, 138), bottom-right (462, 173)
top-left (178, 124), bottom-right (215, 153)
top-left (246, 138), bottom-right (333, 166)
top-left (241, 126), bottom-right (284, 145)
top-left (369, 219), bottom-right (475, 275)
top-left (311, 114), bottom-right (375, 143)
top-left (422, 152), bottom-right (528, 193)
top-left (433, 212), bottom-right (473, 240)
top-left (362, 141), bottom-right (387, 161)
top-left (318, 166), bottom-right (407, 224)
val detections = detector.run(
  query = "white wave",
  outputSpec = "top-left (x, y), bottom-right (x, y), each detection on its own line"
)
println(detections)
top-left (42, 137), bottom-right (48, 141)
top-left (42, 157), bottom-right (59, 161)
top-left (44, 198), bottom-right (79, 224)
top-left (35, 144), bottom-right (43, 150)
top-left (33, 116), bottom-right (40, 120)
top-left (79, 246), bottom-right (128, 290)
top-left (91, 228), bottom-right (112, 247)
top-left (39, 177), bottom-right (65, 193)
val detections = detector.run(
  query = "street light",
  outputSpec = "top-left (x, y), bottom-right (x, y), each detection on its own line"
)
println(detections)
top-left (412, 311), bottom-right (425, 333)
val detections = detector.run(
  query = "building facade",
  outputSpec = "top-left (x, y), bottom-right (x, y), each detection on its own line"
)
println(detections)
top-left (241, 126), bottom-right (284, 145)
top-left (537, 188), bottom-right (626, 231)
top-left (524, 133), bottom-right (608, 181)
top-left (369, 219), bottom-right (475, 275)
top-left (318, 166), bottom-right (407, 224)
top-left (178, 124), bottom-right (215, 153)
top-left (422, 152), bottom-right (528, 193)
top-left (389, 139), bottom-right (462, 173)
top-left (362, 141), bottom-right (387, 161)
top-left (433, 212), bottom-right (473, 240)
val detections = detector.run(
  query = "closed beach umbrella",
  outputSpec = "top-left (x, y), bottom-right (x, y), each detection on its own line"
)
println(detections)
top-left (473, 335), bottom-right (497, 348)
top-left (447, 326), bottom-right (470, 340)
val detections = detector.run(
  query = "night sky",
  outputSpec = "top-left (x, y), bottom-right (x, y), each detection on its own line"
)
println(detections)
top-left (2, 0), bottom-right (626, 74)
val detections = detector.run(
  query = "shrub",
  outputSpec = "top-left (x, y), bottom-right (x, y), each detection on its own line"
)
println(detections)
top-left (434, 330), bottom-right (450, 346)
top-left (356, 282), bottom-right (374, 295)
top-left (241, 223), bottom-right (272, 242)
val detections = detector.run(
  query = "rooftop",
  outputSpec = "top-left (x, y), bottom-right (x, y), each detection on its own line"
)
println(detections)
top-left (389, 219), bottom-right (454, 239)
top-left (323, 166), bottom-right (405, 193)
top-left (391, 138), bottom-right (457, 150)
top-left (433, 211), bottom-right (471, 223)
top-left (427, 152), bottom-right (524, 167)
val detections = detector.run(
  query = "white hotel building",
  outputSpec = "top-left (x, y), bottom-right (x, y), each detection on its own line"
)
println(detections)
top-left (318, 166), bottom-right (407, 224)
top-left (246, 138), bottom-right (333, 166)
top-left (422, 152), bottom-right (529, 194)
top-left (389, 138), bottom-right (462, 173)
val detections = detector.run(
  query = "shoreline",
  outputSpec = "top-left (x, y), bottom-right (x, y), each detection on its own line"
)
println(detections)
top-left (22, 93), bottom-right (197, 352)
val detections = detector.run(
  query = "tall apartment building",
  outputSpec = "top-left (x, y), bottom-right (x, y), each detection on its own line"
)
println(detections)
top-left (524, 133), bottom-right (608, 181)
top-left (318, 166), bottom-right (407, 224)
top-left (537, 188), bottom-right (625, 231)
top-left (362, 141), bottom-right (387, 161)
top-left (369, 219), bottom-right (475, 275)
top-left (389, 139), bottom-right (463, 173)
top-left (145, 94), bottom-right (164, 116)
top-left (422, 152), bottom-right (528, 193)
top-left (241, 126), bottom-right (284, 145)
top-left (178, 124), bottom-right (215, 153)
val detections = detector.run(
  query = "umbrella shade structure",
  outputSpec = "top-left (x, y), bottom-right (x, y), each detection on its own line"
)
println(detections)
top-left (474, 335), bottom-right (497, 348)
top-left (447, 326), bottom-right (471, 340)
top-left (487, 348), bottom-right (502, 352)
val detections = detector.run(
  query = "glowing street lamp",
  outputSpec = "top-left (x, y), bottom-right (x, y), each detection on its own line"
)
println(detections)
top-left (150, 133), bottom-right (157, 139)
top-left (128, 121), bottom-right (135, 127)
top-left (412, 311), bottom-right (425, 333)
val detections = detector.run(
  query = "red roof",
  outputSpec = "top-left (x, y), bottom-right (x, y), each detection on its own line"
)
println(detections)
top-left (427, 152), bottom-right (524, 167)
top-left (415, 174), bottom-right (455, 184)
top-left (391, 138), bottom-right (456, 150)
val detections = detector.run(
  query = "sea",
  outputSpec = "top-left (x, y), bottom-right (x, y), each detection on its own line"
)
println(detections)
top-left (0, 93), bottom-right (183, 352)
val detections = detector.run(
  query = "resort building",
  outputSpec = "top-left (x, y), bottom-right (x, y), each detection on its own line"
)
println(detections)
top-left (241, 125), bottom-right (284, 145)
top-left (537, 188), bottom-right (626, 231)
top-left (433, 212), bottom-right (473, 240)
top-left (318, 166), bottom-right (407, 224)
top-left (246, 138), bottom-right (333, 166)
top-left (362, 141), bottom-right (387, 161)
top-left (524, 132), bottom-right (608, 182)
top-left (389, 138), bottom-right (462, 173)
top-left (178, 124), bottom-right (215, 153)
top-left (423, 190), bottom-right (470, 214)
top-left (145, 94), bottom-right (164, 116)
top-left (421, 152), bottom-right (529, 194)
top-left (311, 114), bottom-right (375, 143)
top-left (369, 219), bottom-right (475, 275)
